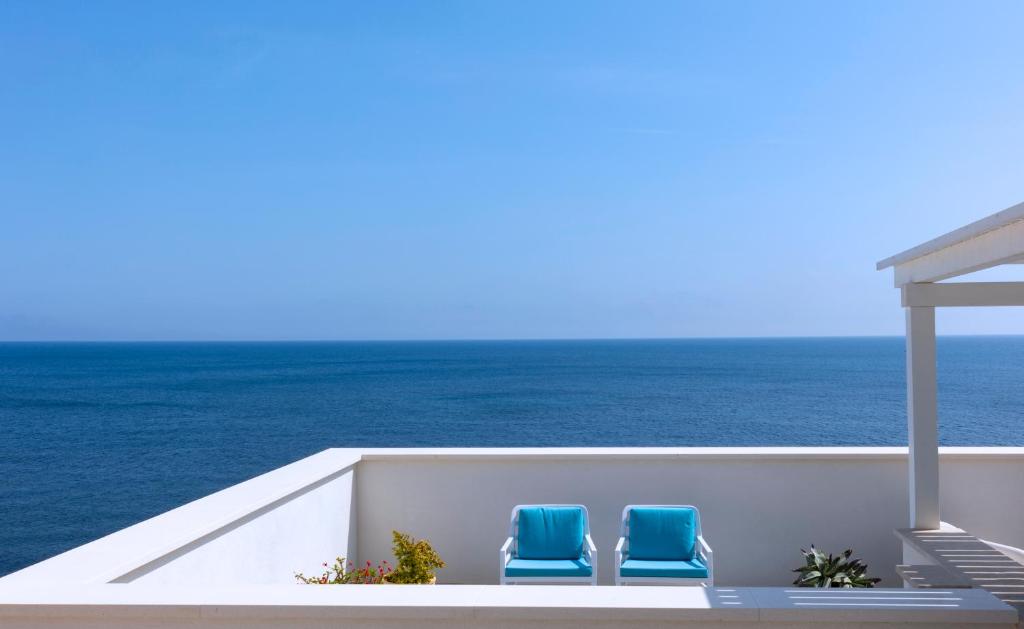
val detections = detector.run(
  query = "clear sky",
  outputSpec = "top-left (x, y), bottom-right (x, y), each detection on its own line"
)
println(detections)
top-left (2, 1), bottom-right (1024, 341)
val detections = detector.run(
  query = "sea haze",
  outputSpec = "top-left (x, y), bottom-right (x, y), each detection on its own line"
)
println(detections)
top-left (1, 337), bottom-right (1023, 576)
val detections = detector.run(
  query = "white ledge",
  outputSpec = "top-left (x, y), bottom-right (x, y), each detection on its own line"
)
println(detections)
top-left (0, 585), bottom-right (1015, 625)
top-left (352, 446), bottom-right (1024, 461)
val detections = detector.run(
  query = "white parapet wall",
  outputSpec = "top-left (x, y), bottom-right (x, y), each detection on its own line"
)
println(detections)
top-left (356, 447), bottom-right (1024, 587)
top-left (0, 584), bottom-right (1017, 629)
top-left (1, 447), bottom-right (1022, 628)
top-left (123, 458), bottom-right (358, 586)
top-left (1, 449), bottom-right (360, 587)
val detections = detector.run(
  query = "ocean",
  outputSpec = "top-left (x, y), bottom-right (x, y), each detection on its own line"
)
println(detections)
top-left (2, 337), bottom-right (1022, 576)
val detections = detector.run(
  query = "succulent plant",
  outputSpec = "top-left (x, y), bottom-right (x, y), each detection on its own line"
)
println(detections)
top-left (793, 545), bottom-right (880, 588)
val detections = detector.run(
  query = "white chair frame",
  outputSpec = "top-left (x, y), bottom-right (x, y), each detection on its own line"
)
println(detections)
top-left (614, 504), bottom-right (713, 586)
top-left (499, 504), bottom-right (597, 585)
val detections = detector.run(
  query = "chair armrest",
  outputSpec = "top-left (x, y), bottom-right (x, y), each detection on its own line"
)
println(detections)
top-left (698, 535), bottom-right (712, 559)
top-left (698, 535), bottom-right (713, 585)
top-left (698, 535), bottom-right (713, 570)
top-left (583, 534), bottom-right (597, 577)
top-left (500, 536), bottom-right (514, 566)
top-left (615, 536), bottom-right (626, 570)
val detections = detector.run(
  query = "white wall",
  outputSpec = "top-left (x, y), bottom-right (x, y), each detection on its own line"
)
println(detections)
top-left (3, 448), bottom-right (1022, 627)
top-left (127, 466), bottom-right (356, 585)
top-left (939, 452), bottom-right (1024, 550)
top-left (0, 583), bottom-right (1016, 629)
top-left (355, 449), bottom-right (1024, 587)
top-left (0, 449), bottom-right (360, 588)
top-left (5, 447), bottom-right (1023, 591)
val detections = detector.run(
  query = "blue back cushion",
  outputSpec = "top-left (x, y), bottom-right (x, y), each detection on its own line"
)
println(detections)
top-left (516, 506), bottom-right (585, 560)
top-left (628, 507), bottom-right (696, 560)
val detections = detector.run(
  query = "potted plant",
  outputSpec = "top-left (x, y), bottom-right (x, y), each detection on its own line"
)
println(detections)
top-left (295, 530), bottom-right (445, 585)
top-left (793, 545), bottom-right (881, 588)
top-left (387, 530), bottom-right (446, 584)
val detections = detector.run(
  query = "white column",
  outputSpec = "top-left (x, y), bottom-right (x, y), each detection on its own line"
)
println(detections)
top-left (906, 306), bottom-right (939, 529)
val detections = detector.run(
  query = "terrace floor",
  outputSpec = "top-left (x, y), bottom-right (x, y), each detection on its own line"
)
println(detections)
top-left (898, 524), bottom-right (1024, 617)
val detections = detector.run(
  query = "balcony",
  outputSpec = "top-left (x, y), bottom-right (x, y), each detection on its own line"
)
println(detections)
top-left (1, 447), bottom-right (1022, 627)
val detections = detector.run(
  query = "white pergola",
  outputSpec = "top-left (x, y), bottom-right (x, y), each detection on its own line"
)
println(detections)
top-left (878, 200), bottom-right (1024, 530)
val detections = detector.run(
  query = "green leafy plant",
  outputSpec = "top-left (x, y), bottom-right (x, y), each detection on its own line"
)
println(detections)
top-left (295, 531), bottom-right (444, 585)
top-left (295, 558), bottom-right (392, 584)
top-left (387, 530), bottom-right (446, 584)
top-left (793, 546), bottom-right (881, 588)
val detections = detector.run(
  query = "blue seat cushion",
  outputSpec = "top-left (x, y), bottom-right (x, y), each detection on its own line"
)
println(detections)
top-left (620, 557), bottom-right (708, 579)
top-left (505, 557), bottom-right (593, 578)
top-left (516, 506), bottom-right (585, 560)
top-left (628, 507), bottom-right (696, 560)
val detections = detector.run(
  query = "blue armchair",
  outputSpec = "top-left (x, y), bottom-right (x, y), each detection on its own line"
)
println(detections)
top-left (615, 505), bottom-right (713, 586)
top-left (500, 504), bottom-right (597, 584)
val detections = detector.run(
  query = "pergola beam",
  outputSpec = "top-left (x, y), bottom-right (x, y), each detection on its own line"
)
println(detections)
top-left (902, 282), bottom-right (1024, 307)
top-left (878, 202), bottom-right (1024, 286)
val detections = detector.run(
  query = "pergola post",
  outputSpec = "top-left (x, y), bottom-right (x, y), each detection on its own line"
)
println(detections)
top-left (879, 203), bottom-right (1024, 537)
top-left (905, 306), bottom-right (939, 529)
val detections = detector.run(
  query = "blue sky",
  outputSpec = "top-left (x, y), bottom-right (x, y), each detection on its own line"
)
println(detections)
top-left (2, 1), bottom-right (1024, 341)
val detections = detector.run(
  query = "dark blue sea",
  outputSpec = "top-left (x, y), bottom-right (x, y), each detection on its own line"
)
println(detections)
top-left (2, 337), bottom-right (1023, 576)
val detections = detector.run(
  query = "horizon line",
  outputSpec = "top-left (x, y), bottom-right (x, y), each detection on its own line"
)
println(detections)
top-left (2, 333), bottom-right (1023, 344)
